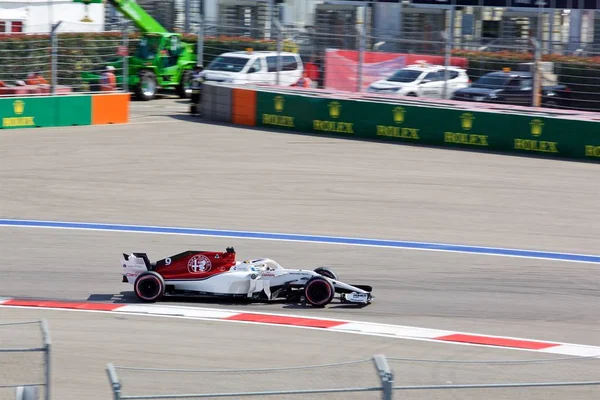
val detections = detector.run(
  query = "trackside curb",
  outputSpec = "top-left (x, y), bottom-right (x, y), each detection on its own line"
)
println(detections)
top-left (1, 297), bottom-right (600, 358)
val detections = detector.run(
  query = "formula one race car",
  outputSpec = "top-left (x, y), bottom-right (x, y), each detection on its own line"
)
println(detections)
top-left (120, 247), bottom-right (373, 307)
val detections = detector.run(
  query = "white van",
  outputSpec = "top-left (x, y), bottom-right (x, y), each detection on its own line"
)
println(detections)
top-left (200, 50), bottom-right (304, 86)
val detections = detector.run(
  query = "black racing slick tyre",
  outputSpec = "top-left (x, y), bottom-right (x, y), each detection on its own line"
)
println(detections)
top-left (134, 271), bottom-right (165, 303)
top-left (304, 276), bottom-right (335, 307)
top-left (314, 267), bottom-right (338, 280)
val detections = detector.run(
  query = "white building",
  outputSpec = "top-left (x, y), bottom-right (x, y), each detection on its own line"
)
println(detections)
top-left (0, 0), bottom-right (105, 33)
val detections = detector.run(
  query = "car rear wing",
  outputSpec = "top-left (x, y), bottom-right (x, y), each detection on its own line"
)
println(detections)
top-left (121, 253), bottom-right (153, 283)
top-left (122, 252), bottom-right (152, 269)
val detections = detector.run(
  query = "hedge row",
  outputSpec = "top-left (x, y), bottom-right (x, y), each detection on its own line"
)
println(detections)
top-left (0, 32), bottom-right (599, 110)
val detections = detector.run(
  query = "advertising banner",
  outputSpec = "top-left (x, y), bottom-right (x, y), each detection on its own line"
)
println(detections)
top-left (57, 95), bottom-right (92, 126)
top-left (324, 49), bottom-right (469, 92)
top-left (256, 91), bottom-right (324, 133)
top-left (251, 87), bottom-right (600, 162)
top-left (0, 94), bottom-right (123, 129)
top-left (0, 97), bottom-right (57, 129)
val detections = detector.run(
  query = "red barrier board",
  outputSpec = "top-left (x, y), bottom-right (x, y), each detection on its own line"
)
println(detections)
top-left (324, 49), bottom-right (469, 92)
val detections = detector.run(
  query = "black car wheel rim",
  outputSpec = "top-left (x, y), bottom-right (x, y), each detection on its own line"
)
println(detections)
top-left (138, 277), bottom-right (160, 299)
top-left (306, 280), bottom-right (331, 305)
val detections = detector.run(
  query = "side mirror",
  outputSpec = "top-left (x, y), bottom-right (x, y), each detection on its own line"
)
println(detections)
top-left (248, 67), bottom-right (257, 73)
top-left (420, 79), bottom-right (431, 84)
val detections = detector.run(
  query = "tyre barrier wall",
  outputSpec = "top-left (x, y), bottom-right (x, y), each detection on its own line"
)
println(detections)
top-left (201, 83), bottom-right (600, 163)
top-left (0, 92), bottom-right (129, 129)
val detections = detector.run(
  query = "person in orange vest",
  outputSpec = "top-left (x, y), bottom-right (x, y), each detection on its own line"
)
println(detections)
top-left (26, 72), bottom-right (48, 85)
top-left (100, 66), bottom-right (117, 91)
top-left (293, 71), bottom-right (312, 88)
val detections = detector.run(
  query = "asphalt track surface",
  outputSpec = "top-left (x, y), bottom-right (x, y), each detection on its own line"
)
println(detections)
top-left (1, 97), bottom-right (599, 399)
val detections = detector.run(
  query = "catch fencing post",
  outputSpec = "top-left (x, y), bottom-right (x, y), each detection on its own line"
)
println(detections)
top-left (40, 319), bottom-right (51, 400)
top-left (275, 20), bottom-right (282, 86)
top-left (106, 364), bottom-right (122, 400)
top-left (271, 1), bottom-right (283, 86)
top-left (531, 36), bottom-right (542, 107)
top-left (184, 0), bottom-right (191, 33)
top-left (532, 0), bottom-right (545, 107)
top-left (197, 1), bottom-right (204, 66)
top-left (50, 21), bottom-right (62, 95)
top-left (122, 23), bottom-right (129, 92)
top-left (356, 4), bottom-right (367, 92)
top-left (443, 1), bottom-right (456, 100)
top-left (373, 354), bottom-right (394, 400)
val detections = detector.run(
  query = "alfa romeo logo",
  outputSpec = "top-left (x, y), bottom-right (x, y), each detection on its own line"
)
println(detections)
top-left (187, 255), bottom-right (212, 273)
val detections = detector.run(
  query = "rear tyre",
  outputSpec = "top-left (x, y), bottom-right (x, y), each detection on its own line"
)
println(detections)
top-left (304, 276), bottom-right (335, 307)
top-left (314, 267), bottom-right (338, 280)
top-left (134, 271), bottom-right (165, 302)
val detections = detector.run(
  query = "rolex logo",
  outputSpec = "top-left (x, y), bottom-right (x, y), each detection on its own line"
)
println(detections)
top-left (530, 119), bottom-right (543, 137)
top-left (13, 100), bottom-right (24, 115)
top-left (328, 101), bottom-right (341, 119)
top-left (393, 106), bottom-right (405, 124)
top-left (274, 96), bottom-right (284, 112)
top-left (460, 112), bottom-right (474, 130)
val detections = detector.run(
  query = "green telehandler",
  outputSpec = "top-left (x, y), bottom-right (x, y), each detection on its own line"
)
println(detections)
top-left (78, 0), bottom-right (197, 100)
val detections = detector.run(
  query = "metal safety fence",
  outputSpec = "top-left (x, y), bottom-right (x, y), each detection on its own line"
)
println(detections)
top-left (195, 16), bottom-right (600, 113)
top-left (1, 2), bottom-right (599, 111)
top-left (99, 0), bottom-right (600, 111)
top-left (106, 356), bottom-right (391, 399)
top-left (0, 22), bottom-right (130, 97)
top-left (105, 353), bottom-right (600, 400)
top-left (0, 320), bottom-right (51, 400)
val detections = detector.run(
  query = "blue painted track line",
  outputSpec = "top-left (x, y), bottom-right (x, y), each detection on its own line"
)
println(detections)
top-left (1, 218), bottom-right (599, 264)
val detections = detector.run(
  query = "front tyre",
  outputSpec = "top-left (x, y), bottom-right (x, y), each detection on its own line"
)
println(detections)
top-left (304, 276), bottom-right (335, 307)
top-left (134, 70), bottom-right (157, 101)
top-left (134, 271), bottom-right (165, 302)
top-left (314, 267), bottom-right (338, 280)
top-left (177, 70), bottom-right (193, 99)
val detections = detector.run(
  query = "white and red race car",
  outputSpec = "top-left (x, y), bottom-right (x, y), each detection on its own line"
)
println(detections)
top-left (120, 247), bottom-right (373, 307)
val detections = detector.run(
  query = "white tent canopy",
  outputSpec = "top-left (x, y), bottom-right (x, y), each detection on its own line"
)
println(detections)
top-left (0, 6), bottom-right (28, 20)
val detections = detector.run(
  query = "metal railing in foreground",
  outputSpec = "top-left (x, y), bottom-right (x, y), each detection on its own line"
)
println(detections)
top-left (106, 355), bottom-right (390, 399)
top-left (0, 320), bottom-right (51, 400)
top-left (105, 354), bottom-right (600, 400)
